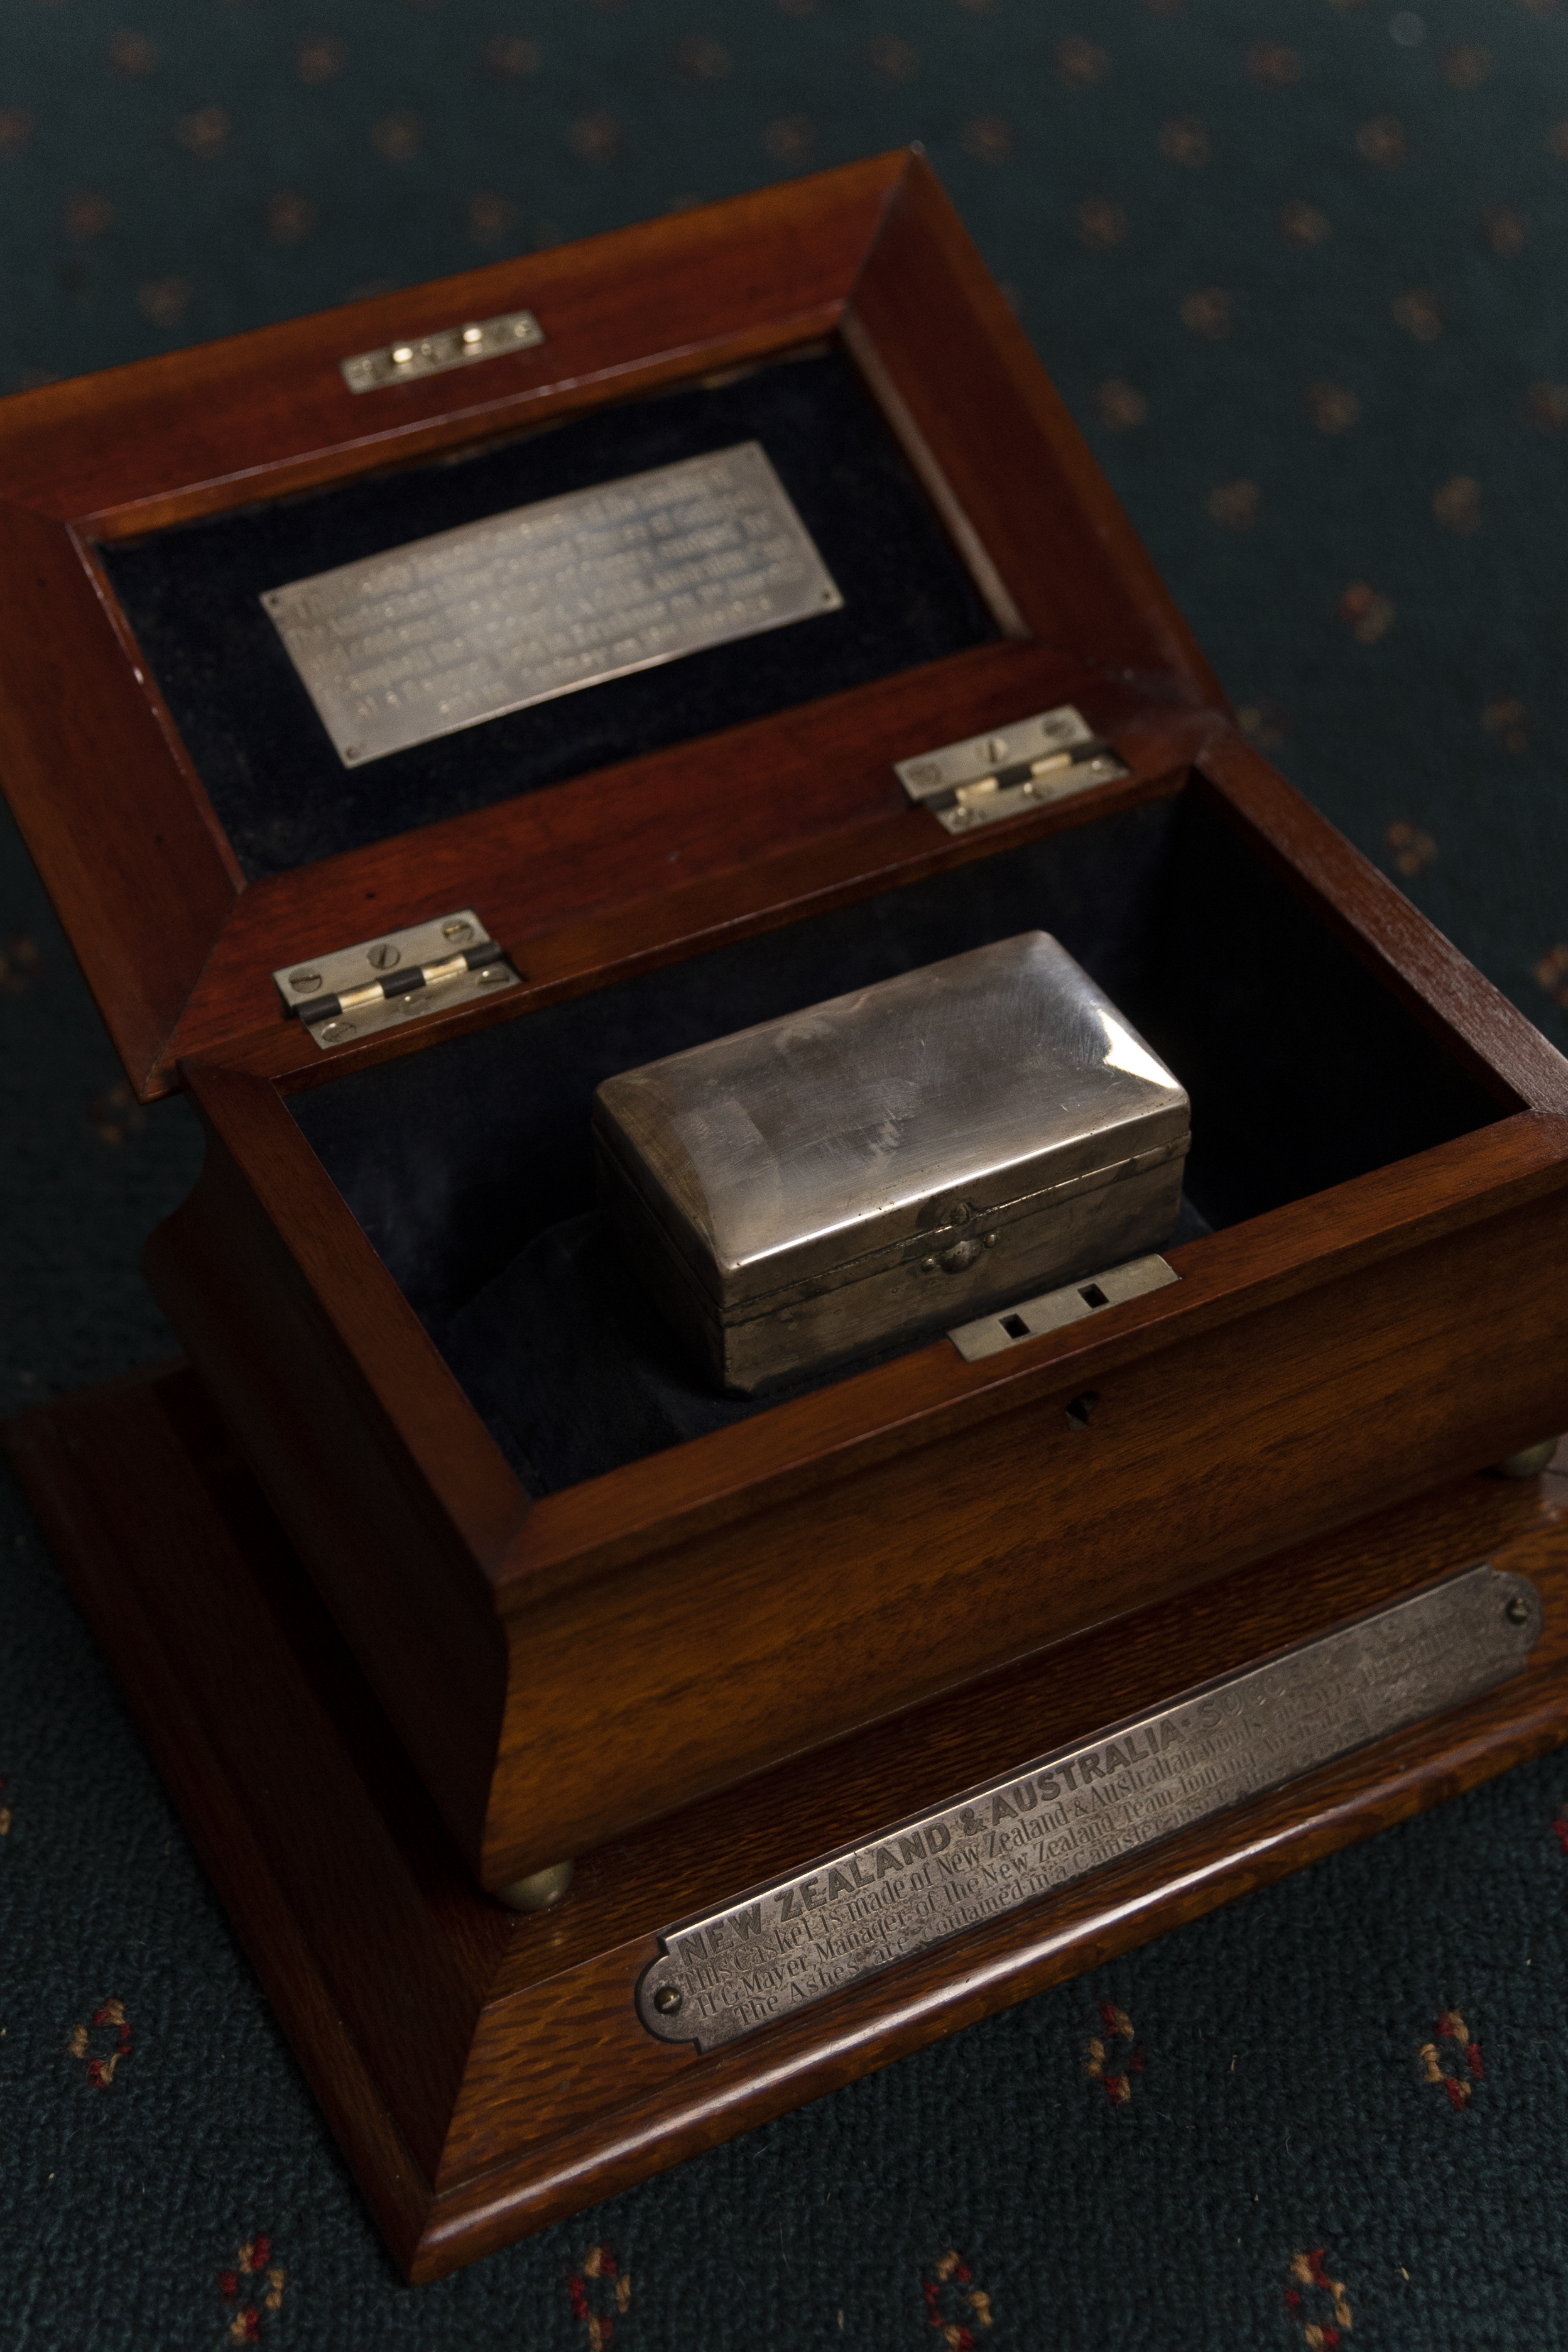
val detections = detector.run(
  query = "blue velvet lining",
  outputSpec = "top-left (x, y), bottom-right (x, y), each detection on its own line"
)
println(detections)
top-left (289, 790), bottom-right (1504, 1496)
top-left (98, 346), bottom-right (999, 879)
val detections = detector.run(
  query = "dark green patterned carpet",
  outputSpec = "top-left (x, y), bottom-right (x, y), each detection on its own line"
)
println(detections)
top-left (5, 1), bottom-right (1568, 2343)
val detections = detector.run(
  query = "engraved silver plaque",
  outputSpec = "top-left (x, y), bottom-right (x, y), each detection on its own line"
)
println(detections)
top-left (261, 442), bottom-right (844, 766)
top-left (636, 1565), bottom-right (1541, 2052)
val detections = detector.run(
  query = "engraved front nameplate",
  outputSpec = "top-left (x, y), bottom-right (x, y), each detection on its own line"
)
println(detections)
top-left (636, 1565), bottom-right (1541, 2052)
top-left (261, 441), bottom-right (844, 766)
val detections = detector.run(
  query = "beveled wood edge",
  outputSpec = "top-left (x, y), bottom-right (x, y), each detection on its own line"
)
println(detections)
top-left (0, 154), bottom-right (913, 525)
top-left (0, 1386), bottom-right (441, 2277)
top-left (175, 1057), bottom-right (527, 1571)
top-left (418, 1520), bottom-right (1568, 2281)
top-left (477, 1454), bottom-right (1568, 2005)
top-left (844, 157), bottom-right (1227, 712)
top-left (187, 995), bottom-right (1568, 1611)
top-left (164, 639), bottom-right (1123, 1086)
top-left (0, 156), bottom-right (915, 1101)
top-left (12, 1357), bottom-right (1568, 2287)
top-left (0, 148), bottom-right (1229, 1101)
top-left (191, 689), bottom-right (1199, 1094)
top-left (494, 1108), bottom-right (1568, 1594)
top-left (1197, 730), bottom-right (1568, 1114)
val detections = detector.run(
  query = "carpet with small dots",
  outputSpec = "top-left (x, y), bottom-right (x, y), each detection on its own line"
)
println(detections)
top-left (4, 1), bottom-right (1568, 2343)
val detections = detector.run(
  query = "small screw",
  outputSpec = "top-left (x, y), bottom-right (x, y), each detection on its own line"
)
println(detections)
top-left (653, 1985), bottom-right (683, 2015)
top-left (442, 918), bottom-right (475, 942)
top-left (462, 324), bottom-right (484, 344)
top-left (477, 964), bottom-right (510, 984)
top-left (344, 746), bottom-right (361, 760)
top-left (920, 1255), bottom-right (938, 1274)
top-left (319, 1018), bottom-right (356, 1043)
top-left (367, 942), bottom-right (400, 971)
top-left (1505, 1596), bottom-right (1531, 1625)
top-left (288, 969), bottom-right (322, 992)
top-left (391, 345), bottom-right (414, 365)
top-left (986, 735), bottom-right (1010, 762)
top-left (983, 1231), bottom-right (998, 1249)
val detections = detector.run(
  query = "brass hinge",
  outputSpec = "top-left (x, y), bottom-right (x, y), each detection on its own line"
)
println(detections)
top-left (895, 704), bottom-right (1128, 833)
top-left (271, 908), bottom-right (520, 1049)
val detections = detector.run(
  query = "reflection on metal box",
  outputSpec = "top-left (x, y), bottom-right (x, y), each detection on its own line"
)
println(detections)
top-left (592, 931), bottom-right (1191, 1394)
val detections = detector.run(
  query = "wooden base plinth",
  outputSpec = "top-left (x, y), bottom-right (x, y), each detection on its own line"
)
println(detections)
top-left (9, 1362), bottom-right (1568, 2283)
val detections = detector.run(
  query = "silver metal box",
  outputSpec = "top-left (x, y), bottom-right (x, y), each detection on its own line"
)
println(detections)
top-left (592, 932), bottom-right (1190, 1396)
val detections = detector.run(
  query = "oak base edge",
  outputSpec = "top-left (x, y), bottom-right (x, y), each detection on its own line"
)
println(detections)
top-left (7, 1360), bottom-right (1568, 2284)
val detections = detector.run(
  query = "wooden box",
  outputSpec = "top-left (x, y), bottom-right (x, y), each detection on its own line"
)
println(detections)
top-left (6, 150), bottom-right (1568, 2278)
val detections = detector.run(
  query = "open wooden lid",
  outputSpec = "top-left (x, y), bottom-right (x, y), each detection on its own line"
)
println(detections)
top-left (0, 150), bottom-right (1224, 1101)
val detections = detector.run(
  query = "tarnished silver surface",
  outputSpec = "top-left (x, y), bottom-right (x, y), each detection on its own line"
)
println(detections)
top-left (895, 705), bottom-right (1128, 833)
top-left (339, 307), bottom-right (545, 393)
top-left (948, 1250), bottom-right (1179, 1361)
top-left (594, 932), bottom-right (1189, 1393)
top-left (638, 1565), bottom-right (1543, 2052)
top-left (261, 442), bottom-right (842, 765)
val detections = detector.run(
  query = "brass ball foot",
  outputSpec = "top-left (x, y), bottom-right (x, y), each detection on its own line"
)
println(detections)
top-left (1491, 1438), bottom-right (1560, 1480)
top-left (494, 1859), bottom-right (575, 1913)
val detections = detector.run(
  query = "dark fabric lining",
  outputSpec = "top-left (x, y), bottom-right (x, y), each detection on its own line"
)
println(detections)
top-left (290, 788), bottom-right (1503, 1496)
top-left (98, 346), bottom-right (1000, 879)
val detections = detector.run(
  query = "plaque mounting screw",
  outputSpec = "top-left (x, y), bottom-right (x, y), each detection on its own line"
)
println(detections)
top-left (318, 1018), bottom-right (355, 1043)
top-left (653, 1986), bottom-right (683, 2015)
top-left (367, 942), bottom-right (401, 970)
top-left (1505, 1596), bottom-right (1531, 1625)
top-left (442, 918), bottom-right (475, 942)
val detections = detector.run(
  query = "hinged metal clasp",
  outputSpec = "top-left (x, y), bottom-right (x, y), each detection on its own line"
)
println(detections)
top-left (339, 308), bottom-right (544, 394)
top-left (271, 908), bottom-right (519, 1049)
top-left (895, 705), bottom-right (1128, 833)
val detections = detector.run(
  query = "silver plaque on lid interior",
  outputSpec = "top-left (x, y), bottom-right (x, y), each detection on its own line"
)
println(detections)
top-left (260, 440), bottom-right (843, 767)
top-left (592, 932), bottom-right (1191, 1395)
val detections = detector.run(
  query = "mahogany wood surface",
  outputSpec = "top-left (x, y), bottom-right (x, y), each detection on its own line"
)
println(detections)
top-left (0, 151), bottom-right (1221, 1101)
top-left (14, 144), bottom-right (1568, 1923)
top-left (9, 1359), bottom-right (1568, 2282)
top-left (146, 1028), bottom-right (1568, 1892)
top-left (139, 704), bottom-right (1568, 1885)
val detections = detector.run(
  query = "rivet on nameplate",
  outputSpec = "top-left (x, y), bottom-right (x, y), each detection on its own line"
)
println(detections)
top-left (634, 1564), bottom-right (1542, 2054)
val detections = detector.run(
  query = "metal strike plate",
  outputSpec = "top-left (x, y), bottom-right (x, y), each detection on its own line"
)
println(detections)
top-left (947, 1251), bottom-right (1179, 1362)
top-left (895, 704), bottom-right (1128, 834)
top-left (339, 307), bottom-right (545, 393)
top-left (636, 1563), bottom-right (1543, 2052)
top-left (271, 908), bottom-right (519, 1049)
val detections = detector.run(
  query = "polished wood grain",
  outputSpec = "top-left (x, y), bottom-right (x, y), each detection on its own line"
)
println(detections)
top-left (142, 700), bottom-right (1568, 1887)
top-left (0, 151), bottom-right (1221, 1099)
top-left (842, 150), bottom-right (1226, 704)
top-left (10, 1361), bottom-right (1568, 2282)
top-left (150, 1015), bottom-right (1568, 1889)
top-left (141, 1062), bottom-right (523, 1871)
